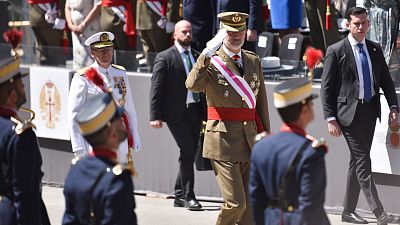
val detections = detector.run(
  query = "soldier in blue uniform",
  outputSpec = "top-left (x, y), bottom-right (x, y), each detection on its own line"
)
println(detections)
top-left (249, 78), bottom-right (330, 225)
top-left (62, 93), bottom-right (137, 225)
top-left (0, 58), bottom-right (50, 225)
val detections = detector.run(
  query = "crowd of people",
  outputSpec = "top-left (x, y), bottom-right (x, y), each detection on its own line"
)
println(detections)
top-left (2, 1), bottom-right (400, 225)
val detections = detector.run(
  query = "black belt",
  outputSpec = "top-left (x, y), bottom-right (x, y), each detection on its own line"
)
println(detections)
top-left (358, 95), bottom-right (377, 104)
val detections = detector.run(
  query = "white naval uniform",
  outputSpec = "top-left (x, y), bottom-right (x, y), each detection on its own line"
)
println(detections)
top-left (68, 61), bottom-right (141, 163)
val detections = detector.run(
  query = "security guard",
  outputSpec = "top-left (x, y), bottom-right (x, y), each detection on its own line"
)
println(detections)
top-left (249, 78), bottom-right (330, 225)
top-left (62, 93), bottom-right (137, 225)
top-left (186, 12), bottom-right (270, 225)
top-left (0, 58), bottom-right (50, 225)
top-left (68, 31), bottom-right (141, 165)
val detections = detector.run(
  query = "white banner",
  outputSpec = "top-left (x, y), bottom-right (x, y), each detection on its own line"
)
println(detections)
top-left (371, 92), bottom-right (400, 175)
top-left (30, 66), bottom-right (73, 140)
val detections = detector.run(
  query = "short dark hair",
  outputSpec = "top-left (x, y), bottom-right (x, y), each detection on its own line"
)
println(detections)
top-left (83, 114), bottom-right (120, 147)
top-left (84, 125), bottom-right (110, 147)
top-left (277, 97), bottom-right (313, 123)
top-left (0, 77), bottom-right (20, 106)
top-left (346, 7), bottom-right (367, 21)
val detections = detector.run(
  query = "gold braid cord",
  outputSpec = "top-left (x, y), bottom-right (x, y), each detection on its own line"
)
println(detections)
top-left (127, 148), bottom-right (138, 177)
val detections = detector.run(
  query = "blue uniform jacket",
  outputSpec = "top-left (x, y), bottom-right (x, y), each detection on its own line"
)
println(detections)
top-left (62, 156), bottom-right (137, 225)
top-left (0, 111), bottom-right (47, 225)
top-left (249, 125), bottom-right (330, 225)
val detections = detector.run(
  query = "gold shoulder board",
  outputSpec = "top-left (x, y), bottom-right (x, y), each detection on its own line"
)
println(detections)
top-left (243, 49), bottom-right (257, 56)
top-left (77, 67), bottom-right (89, 76)
top-left (10, 117), bottom-right (36, 135)
top-left (111, 64), bottom-right (126, 71)
top-left (112, 164), bottom-right (129, 175)
top-left (312, 138), bottom-right (327, 149)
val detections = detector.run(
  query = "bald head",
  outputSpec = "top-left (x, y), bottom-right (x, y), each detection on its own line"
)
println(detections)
top-left (174, 20), bottom-right (192, 48)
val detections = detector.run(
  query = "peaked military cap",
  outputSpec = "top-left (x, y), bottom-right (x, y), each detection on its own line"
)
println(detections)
top-left (84, 31), bottom-right (114, 49)
top-left (0, 58), bottom-right (27, 85)
top-left (218, 12), bottom-right (249, 32)
top-left (76, 93), bottom-right (123, 136)
top-left (273, 78), bottom-right (318, 108)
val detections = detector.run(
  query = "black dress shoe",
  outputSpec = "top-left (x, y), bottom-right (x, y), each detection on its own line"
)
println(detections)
top-left (377, 212), bottom-right (395, 225)
top-left (341, 211), bottom-right (368, 224)
top-left (184, 199), bottom-right (202, 210)
top-left (173, 198), bottom-right (185, 207)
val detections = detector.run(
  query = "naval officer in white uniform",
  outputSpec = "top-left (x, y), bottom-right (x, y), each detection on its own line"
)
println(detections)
top-left (68, 31), bottom-right (141, 163)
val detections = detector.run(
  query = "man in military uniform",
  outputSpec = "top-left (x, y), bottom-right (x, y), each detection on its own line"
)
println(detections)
top-left (186, 12), bottom-right (270, 225)
top-left (0, 58), bottom-right (50, 225)
top-left (68, 31), bottom-right (141, 165)
top-left (136, 0), bottom-right (180, 72)
top-left (63, 93), bottom-right (137, 225)
top-left (28, 0), bottom-right (66, 65)
top-left (249, 78), bottom-right (330, 225)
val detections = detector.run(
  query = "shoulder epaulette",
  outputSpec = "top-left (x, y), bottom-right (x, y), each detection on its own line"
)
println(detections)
top-left (10, 117), bottom-right (36, 135)
top-left (111, 64), bottom-right (126, 71)
top-left (306, 135), bottom-right (328, 152)
top-left (77, 67), bottom-right (89, 76)
top-left (254, 131), bottom-right (271, 142)
top-left (243, 49), bottom-right (257, 56)
top-left (112, 164), bottom-right (130, 175)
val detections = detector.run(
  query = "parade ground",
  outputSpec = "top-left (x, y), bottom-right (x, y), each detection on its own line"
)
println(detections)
top-left (42, 185), bottom-right (398, 225)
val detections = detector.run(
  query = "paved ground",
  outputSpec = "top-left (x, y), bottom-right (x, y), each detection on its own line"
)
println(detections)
top-left (42, 186), bottom-right (397, 225)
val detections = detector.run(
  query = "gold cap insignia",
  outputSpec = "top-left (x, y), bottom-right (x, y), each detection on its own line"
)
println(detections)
top-left (232, 14), bottom-right (241, 22)
top-left (100, 33), bottom-right (109, 42)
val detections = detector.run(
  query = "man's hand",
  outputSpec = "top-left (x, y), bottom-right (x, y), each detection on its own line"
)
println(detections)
top-left (150, 120), bottom-right (163, 129)
top-left (247, 29), bottom-right (257, 42)
top-left (202, 29), bottom-right (227, 57)
top-left (388, 108), bottom-right (399, 128)
top-left (328, 120), bottom-right (342, 137)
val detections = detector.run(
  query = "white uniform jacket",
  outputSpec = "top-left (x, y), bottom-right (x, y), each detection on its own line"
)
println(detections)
top-left (68, 61), bottom-right (141, 163)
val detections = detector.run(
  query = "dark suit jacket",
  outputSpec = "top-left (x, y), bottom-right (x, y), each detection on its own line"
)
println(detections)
top-left (218, 0), bottom-right (263, 32)
top-left (321, 37), bottom-right (398, 126)
top-left (150, 45), bottom-right (205, 123)
top-left (183, 0), bottom-right (217, 52)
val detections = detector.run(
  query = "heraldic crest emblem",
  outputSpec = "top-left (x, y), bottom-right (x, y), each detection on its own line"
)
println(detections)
top-left (39, 80), bottom-right (61, 128)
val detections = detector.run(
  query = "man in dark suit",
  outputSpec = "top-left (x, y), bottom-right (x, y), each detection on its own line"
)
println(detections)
top-left (250, 78), bottom-right (330, 225)
top-left (217, 0), bottom-right (263, 52)
top-left (321, 7), bottom-right (398, 225)
top-left (150, 20), bottom-right (204, 210)
top-left (182, 0), bottom-right (217, 52)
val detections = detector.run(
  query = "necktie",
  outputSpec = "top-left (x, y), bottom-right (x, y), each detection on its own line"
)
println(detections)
top-left (232, 54), bottom-right (244, 76)
top-left (356, 43), bottom-right (372, 103)
top-left (184, 51), bottom-right (200, 102)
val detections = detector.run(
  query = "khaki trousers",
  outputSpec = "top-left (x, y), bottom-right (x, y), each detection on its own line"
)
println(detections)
top-left (211, 160), bottom-right (253, 225)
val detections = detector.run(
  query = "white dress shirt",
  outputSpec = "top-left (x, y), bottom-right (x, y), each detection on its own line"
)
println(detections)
top-left (174, 41), bottom-right (197, 104)
top-left (347, 34), bottom-right (375, 99)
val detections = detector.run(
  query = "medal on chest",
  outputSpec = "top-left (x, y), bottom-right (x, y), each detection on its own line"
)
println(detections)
top-left (112, 77), bottom-right (127, 106)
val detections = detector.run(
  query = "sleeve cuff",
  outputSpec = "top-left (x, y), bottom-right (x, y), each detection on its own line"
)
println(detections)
top-left (327, 117), bottom-right (336, 121)
top-left (390, 105), bottom-right (399, 112)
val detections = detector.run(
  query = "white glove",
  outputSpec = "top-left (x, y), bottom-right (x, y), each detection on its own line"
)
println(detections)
top-left (53, 18), bottom-right (66, 30)
top-left (133, 141), bottom-right (141, 152)
top-left (157, 16), bottom-right (167, 29)
top-left (74, 149), bottom-right (87, 158)
top-left (165, 21), bottom-right (175, 34)
top-left (202, 29), bottom-right (227, 57)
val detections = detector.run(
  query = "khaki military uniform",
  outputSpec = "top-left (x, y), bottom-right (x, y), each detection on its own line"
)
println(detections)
top-left (28, 0), bottom-right (66, 65)
top-left (100, 0), bottom-right (136, 51)
top-left (136, 0), bottom-right (180, 71)
top-left (186, 48), bottom-right (270, 225)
